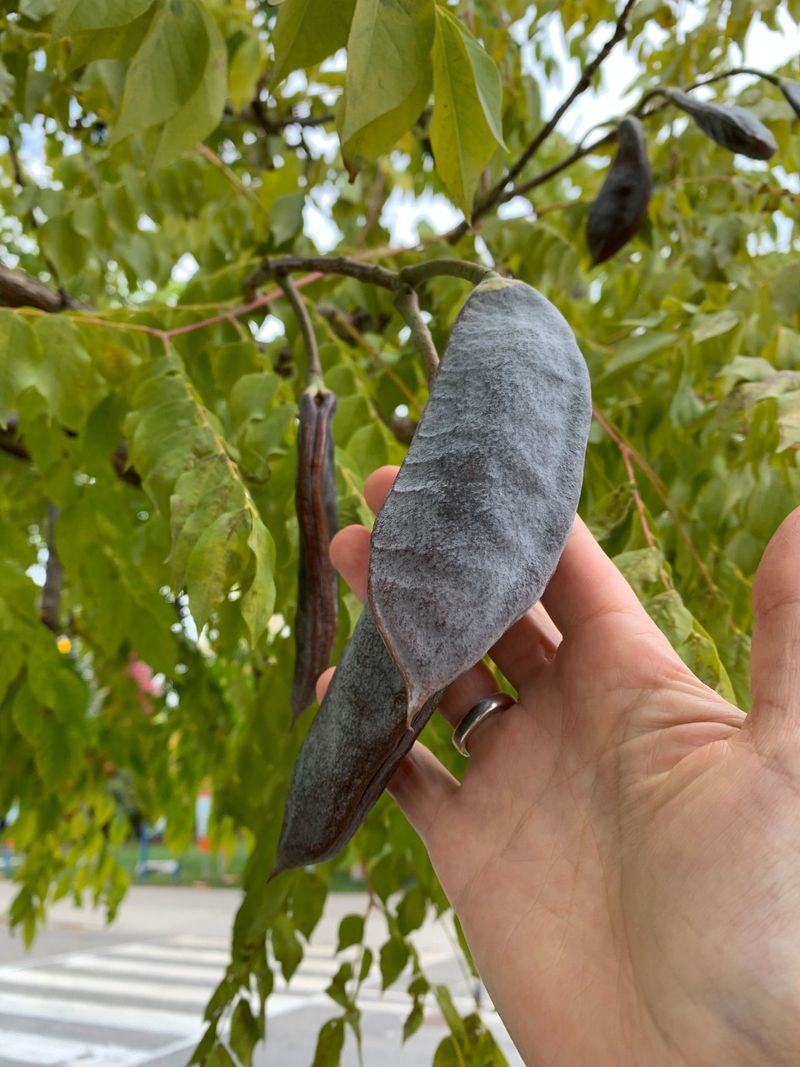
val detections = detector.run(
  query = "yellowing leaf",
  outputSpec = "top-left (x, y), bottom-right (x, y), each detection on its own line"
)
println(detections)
top-left (341, 0), bottom-right (434, 166)
top-left (430, 8), bottom-right (505, 217)
top-left (271, 0), bottom-right (357, 86)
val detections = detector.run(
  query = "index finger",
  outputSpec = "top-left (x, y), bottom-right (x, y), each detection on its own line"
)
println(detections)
top-left (541, 515), bottom-right (667, 642)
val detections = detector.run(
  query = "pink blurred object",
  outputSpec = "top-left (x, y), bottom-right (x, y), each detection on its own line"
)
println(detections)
top-left (128, 658), bottom-right (164, 697)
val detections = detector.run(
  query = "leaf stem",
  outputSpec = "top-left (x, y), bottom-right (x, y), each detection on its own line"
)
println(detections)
top-left (394, 286), bottom-right (439, 383)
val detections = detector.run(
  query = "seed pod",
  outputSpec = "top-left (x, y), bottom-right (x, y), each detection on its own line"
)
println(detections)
top-left (665, 88), bottom-right (777, 160)
top-left (779, 79), bottom-right (800, 120)
top-left (274, 278), bottom-right (591, 872)
top-left (290, 387), bottom-right (339, 723)
top-left (586, 116), bottom-right (652, 266)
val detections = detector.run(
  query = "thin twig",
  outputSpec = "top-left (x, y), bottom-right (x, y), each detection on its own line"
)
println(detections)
top-left (195, 144), bottom-right (269, 217)
top-left (277, 273), bottom-right (322, 383)
top-left (451, 0), bottom-right (638, 241)
top-left (394, 286), bottom-right (439, 383)
top-left (244, 256), bottom-right (400, 297)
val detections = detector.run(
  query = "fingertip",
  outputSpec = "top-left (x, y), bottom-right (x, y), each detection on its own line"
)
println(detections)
top-left (315, 666), bottom-right (335, 704)
top-left (364, 466), bottom-right (400, 515)
top-left (329, 525), bottom-right (371, 602)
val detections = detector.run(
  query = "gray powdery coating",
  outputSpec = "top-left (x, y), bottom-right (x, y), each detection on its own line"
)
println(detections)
top-left (666, 89), bottom-right (777, 161)
top-left (779, 80), bottom-right (800, 120)
top-left (275, 607), bottom-right (441, 871)
top-left (369, 280), bottom-right (592, 721)
top-left (586, 116), bottom-right (653, 266)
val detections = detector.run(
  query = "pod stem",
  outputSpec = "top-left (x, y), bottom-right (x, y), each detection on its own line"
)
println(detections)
top-left (398, 260), bottom-right (500, 288)
top-left (277, 272), bottom-right (322, 384)
top-left (394, 285), bottom-right (439, 384)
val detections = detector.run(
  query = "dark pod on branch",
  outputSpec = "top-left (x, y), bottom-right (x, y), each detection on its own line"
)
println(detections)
top-left (665, 88), bottom-right (777, 160)
top-left (290, 387), bottom-right (339, 723)
top-left (274, 278), bottom-right (592, 872)
top-left (779, 79), bottom-right (800, 120)
top-left (586, 116), bottom-right (653, 266)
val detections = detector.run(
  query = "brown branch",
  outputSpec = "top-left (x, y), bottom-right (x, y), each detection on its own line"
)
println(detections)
top-left (249, 98), bottom-right (334, 135)
top-left (450, 0), bottom-right (638, 242)
top-left (394, 286), bottom-right (439, 383)
top-left (0, 264), bottom-right (77, 312)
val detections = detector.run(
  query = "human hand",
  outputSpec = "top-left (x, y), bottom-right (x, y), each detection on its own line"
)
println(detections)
top-left (319, 465), bottom-right (800, 1067)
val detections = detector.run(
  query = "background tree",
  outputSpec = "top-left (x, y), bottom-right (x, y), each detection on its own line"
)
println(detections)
top-left (2, 0), bottom-right (800, 1063)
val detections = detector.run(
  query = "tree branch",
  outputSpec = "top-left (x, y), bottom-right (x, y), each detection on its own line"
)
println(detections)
top-left (0, 264), bottom-right (78, 312)
top-left (450, 0), bottom-right (638, 242)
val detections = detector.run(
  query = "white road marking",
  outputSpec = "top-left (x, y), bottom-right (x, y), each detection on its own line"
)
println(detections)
top-left (0, 1029), bottom-right (139, 1066)
top-left (105, 943), bottom-right (230, 966)
top-left (59, 954), bottom-right (225, 984)
top-left (0, 967), bottom-right (212, 1006)
top-left (0, 989), bottom-right (308, 1036)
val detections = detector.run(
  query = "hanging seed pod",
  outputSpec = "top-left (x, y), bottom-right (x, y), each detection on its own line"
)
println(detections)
top-left (586, 116), bottom-right (653, 266)
top-left (274, 277), bottom-right (591, 872)
top-left (778, 79), bottom-right (800, 119)
top-left (665, 88), bottom-right (777, 160)
top-left (290, 387), bottom-right (339, 723)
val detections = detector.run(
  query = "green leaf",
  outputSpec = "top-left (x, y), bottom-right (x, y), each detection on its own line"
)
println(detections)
top-left (692, 310), bottom-right (740, 343)
top-left (52, 0), bottom-right (155, 37)
top-left (151, 5), bottom-right (227, 170)
top-left (185, 508), bottom-right (251, 632)
top-left (430, 7), bottom-right (505, 217)
top-left (270, 191), bottom-right (306, 246)
top-left (111, 0), bottom-right (227, 166)
top-left (379, 935), bottom-right (409, 989)
top-left (271, 913), bottom-right (303, 981)
top-left (32, 317), bottom-right (105, 431)
top-left (0, 313), bottom-right (45, 427)
top-left (271, 0), bottom-right (357, 86)
top-left (336, 913), bottom-right (364, 951)
top-left (229, 32), bottom-right (265, 112)
top-left (240, 516), bottom-right (276, 645)
top-left (341, 0), bottom-right (435, 166)
top-left (229, 998), bottom-right (262, 1067)
top-left (310, 1017), bottom-right (345, 1067)
top-left (114, 0), bottom-right (211, 140)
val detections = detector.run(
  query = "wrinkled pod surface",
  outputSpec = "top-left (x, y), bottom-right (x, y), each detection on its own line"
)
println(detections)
top-left (274, 277), bottom-right (592, 873)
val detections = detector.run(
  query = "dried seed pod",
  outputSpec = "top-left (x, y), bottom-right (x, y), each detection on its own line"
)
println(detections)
top-left (274, 278), bottom-right (591, 872)
top-left (665, 88), bottom-right (777, 160)
top-left (779, 79), bottom-right (800, 119)
top-left (586, 116), bottom-right (653, 266)
top-left (290, 387), bottom-right (339, 722)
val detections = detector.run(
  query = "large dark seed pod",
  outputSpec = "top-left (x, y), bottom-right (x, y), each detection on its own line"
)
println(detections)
top-left (665, 88), bottom-right (777, 160)
top-left (274, 278), bottom-right (591, 872)
top-left (586, 116), bottom-right (653, 266)
top-left (290, 387), bottom-right (339, 723)
top-left (779, 79), bottom-right (800, 120)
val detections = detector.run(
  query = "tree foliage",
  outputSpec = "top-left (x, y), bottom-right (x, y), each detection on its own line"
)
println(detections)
top-left (1, 1), bottom-right (800, 1063)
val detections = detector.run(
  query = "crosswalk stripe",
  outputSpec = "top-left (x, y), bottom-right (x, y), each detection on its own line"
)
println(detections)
top-left (0, 989), bottom-right (308, 1036)
top-left (0, 1029), bottom-right (139, 1067)
top-left (167, 934), bottom-right (229, 950)
top-left (0, 967), bottom-right (212, 1006)
top-left (105, 943), bottom-right (230, 966)
top-left (59, 954), bottom-right (225, 984)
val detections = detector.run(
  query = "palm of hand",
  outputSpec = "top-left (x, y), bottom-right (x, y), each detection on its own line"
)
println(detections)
top-left (324, 467), bottom-right (800, 1067)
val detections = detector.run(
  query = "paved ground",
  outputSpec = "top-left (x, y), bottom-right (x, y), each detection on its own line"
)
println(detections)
top-left (0, 881), bottom-right (523, 1066)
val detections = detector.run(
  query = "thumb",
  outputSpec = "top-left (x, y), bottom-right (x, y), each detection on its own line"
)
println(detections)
top-left (747, 505), bottom-right (800, 751)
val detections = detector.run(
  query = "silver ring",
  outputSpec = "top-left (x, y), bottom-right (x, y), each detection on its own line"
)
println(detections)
top-left (452, 692), bottom-right (515, 757)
